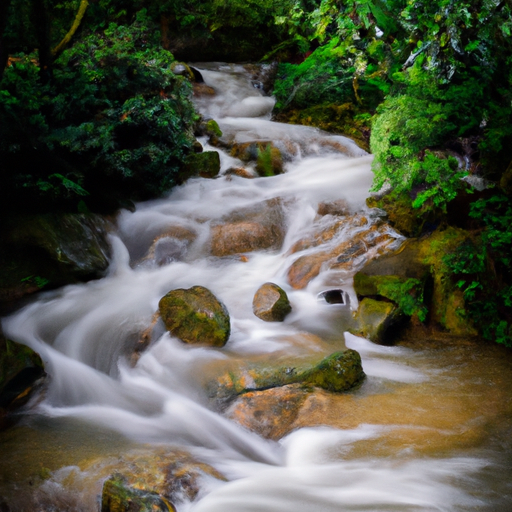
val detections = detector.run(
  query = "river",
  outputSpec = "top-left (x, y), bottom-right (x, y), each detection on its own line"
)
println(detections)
top-left (1, 62), bottom-right (512, 511)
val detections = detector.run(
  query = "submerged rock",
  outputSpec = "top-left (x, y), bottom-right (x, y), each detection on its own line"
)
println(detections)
top-left (252, 283), bottom-right (292, 322)
top-left (158, 286), bottom-right (230, 347)
top-left (210, 198), bottom-right (285, 257)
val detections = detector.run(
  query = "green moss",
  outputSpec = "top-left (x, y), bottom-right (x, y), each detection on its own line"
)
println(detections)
top-left (418, 227), bottom-right (477, 335)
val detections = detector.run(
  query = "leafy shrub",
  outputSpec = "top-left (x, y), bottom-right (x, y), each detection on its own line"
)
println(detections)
top-left (0, 11), bottom-right (198, 213)
top-left (444, 195), bottom-right (512, 346)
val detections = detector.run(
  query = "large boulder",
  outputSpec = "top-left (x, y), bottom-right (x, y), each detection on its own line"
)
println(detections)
top-left (0, 213), bottom-right (111, 312)
top-left (351, 227), bottom-right (479, 342)
top-left (210, 198), bottom-right (286, 257)
top-left (0, 330), bottom-right (45, 430)
top-left (158, 286), bottom-right (230, 347)
top-left (252, 283), bottom-right (292, 322)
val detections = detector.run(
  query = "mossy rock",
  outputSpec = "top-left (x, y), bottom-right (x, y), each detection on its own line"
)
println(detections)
top-left (252, 282), bottom-right (292, 322)
top-left (101, 474), bottom-right (176, 512)
top-left (298, 350), bottom-right (365, 392)
top-left (206, 349), bottom-right (365, 403)
top-left (353, 273), bottom-right (428, 322)
top-left (0, 213), bottom-right (111, 310)
top-left (366, 192), bottom-right (428, 237)
top-left (352, 298), bottom-right (403, 344)
top-left (182, 151), bottom-right (221, 179)
top-left (158, 286), bottom-right (230, 347)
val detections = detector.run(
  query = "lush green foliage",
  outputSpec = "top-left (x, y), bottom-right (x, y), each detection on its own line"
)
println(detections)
top-left (444, 195), bottom-right (512, 346)
top-left (0, 11), bottom-right (197, 212)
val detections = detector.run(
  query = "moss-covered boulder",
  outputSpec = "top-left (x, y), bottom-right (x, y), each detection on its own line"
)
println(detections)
top-left (158, 286), bottom-right (230, 347)
top-left (182, 151), bottom-right (221, 179)
top-left (252, 283), bottom-right (292, 322)
top-left (206, 349), bottom-right (364, 404)
top-left (351, 227), bottom-right (478, 341)
top-left (101, 474), bottom-right (176, 512)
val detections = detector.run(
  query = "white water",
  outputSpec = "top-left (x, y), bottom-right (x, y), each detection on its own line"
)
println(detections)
top-left (2, 63), bottom-right (512, 511)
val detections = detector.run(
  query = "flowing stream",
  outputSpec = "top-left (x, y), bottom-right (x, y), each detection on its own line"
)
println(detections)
top-left (1, 63), bottom-right (512, 511)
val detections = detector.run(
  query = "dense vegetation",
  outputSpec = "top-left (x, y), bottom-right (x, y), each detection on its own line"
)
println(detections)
top-left (0, 0), bottom-right (510, 345)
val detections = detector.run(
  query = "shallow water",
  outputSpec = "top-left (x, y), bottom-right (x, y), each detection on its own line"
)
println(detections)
top-left (1, 63), bottom-right (512, 511)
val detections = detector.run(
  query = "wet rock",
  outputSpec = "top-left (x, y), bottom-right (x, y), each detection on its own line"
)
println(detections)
top-left (352, 298), bottom-right (403, 345)
top-left (287, 221), bottom-right (399, 289)
top-left (159, 286), bottom-right (230, 347)
top-left (225, 167), bottom-right (256, 179)
top-left (317, 199), bottom-right (350, 217)
top-left (210, 198), bottom-right (285, 257)
top-left (182, 151), bottom-right (221, 179)
top-left (0, 213), bottom-right (111, 310)
top-left (193, 83), bottom-right (216, 97)
top-left (252, 283), bottom-right (292, 322)
top-left (207, 349), bottom-right (364, 404)
top-left (231, 141), bottom-right (283, 176)
top-left (226, 385), bottom-right (309, 440)
top-left (101, 474), bottom-right (176, 512)
top-left (170, 62), bottom-right (194, 81)
top-left (353, 230), bottom-right (477, 338)
top-left (141, 227), bottom-right (197, 266)
top-left (0, 330), bottom-right (45, 430)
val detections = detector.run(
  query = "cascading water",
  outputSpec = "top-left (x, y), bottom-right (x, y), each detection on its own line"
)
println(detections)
top-left (1, 63), bottom-right (512, 512)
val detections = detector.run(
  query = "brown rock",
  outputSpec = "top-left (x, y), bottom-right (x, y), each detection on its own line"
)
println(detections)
top-left (252, 283), bottom-right (292, 322)
top-left (317, 199), bottom-right (350, 217)
top-left (210, 198), bottom-right (285, 257)
top-left (287, 222), bottom-right (398, 289)
top-left (225, 385), bottom-right (308, 440)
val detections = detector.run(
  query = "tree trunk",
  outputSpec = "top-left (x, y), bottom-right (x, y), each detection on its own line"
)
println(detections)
top-left (52, 0), bottom-right (89, 58)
